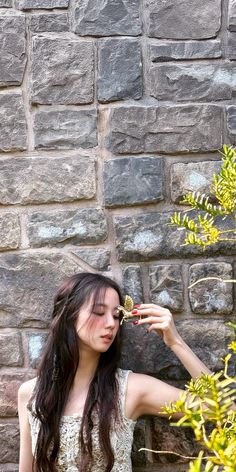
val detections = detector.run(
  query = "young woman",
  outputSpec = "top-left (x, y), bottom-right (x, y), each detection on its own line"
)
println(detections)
top-left (18, 272), bottom-right (211, 472)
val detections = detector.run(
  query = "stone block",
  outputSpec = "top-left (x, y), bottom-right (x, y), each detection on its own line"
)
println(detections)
top-left (0, 13), bottom-right (26, 86)
top-left (72, 248), bottom-right (110, 271)
top-left (0, 213), bottom-right (21, 250)
top-left (15, 0), bottom-right (68, 8)
top-left (0, 92), bottom-right (27, 152)
top-left (149, 40), bottom-right (222, 61)
top-left (228, 0), bottom-right (236, 31)
top-left (72, 0), bottom-right (141, 36)
top-left (104, 156), bottom-right (163, 207)
top-left (227, 31), bottom-right (236, 59)
top-left (0, 333), bottom-right (23, 367)
top-left (132, 418), bottom-right (148, 467)
top-left (98, 39), bottom-right (142, 102)
top-left (226, 105), bottom-right (236, 144)
top-left (170, 160), bottom-right (221, 202)
top-left (122, 266), bottom-right (144, 304)
top-left (149, 265), bottom-right (184, 312)
top-left (146, 0), bottom-right (221, 39)
top-left (27, 333), bottom-right (48, 369)
top-left (34, 108), bottom-right (97, 149)
top-left (0, 252), bottom-right (80, 328)
top-left (0, 0), bottom-right (12, 5)
top-left (29, 12), bottom-right (69, 32)
top-left (151, 417), bottom-right (200, 465)
top-left (0, 373), bottom-right (26, 416)
top-left (0, 155), bottom-right (96, 205)
top-left (149, 63), bottom-right (233, 101)
top-left (113, 211), bottom-right (235, 262)
top-left (0, 423), bottom-right (19, 463)
top-left (27, 208), bottom-right (108, 247)
top-left (31, 36), bottom-right (94, 105)
top-left (120, 319), bottom-right (233, 378)
top-left (189, 263), bottom-right (234, 314)
top-left (107, 105), bottom-right (222, 154)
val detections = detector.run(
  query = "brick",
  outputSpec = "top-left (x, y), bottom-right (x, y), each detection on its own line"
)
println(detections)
top-left (98, 38), bottom-right (142, 102)
top-left (34, 108), bottom-right (97, 149)
top-left (0, 252), bottom-right (80, 328)
top-left (29, 12), bottom-right (69, 32)
top-left (189, 262), bottom-right (234, 314)
top-left (31, 36), bottom-right (94, 105)
top-left (149, 40), bottom-right (222, 61)
top-left (226, 106), bottom-right (236, 144)
top-left (107, 105), bottom-right (222, 154)
top-left (27, 208), bottom-right (108, 247)
top-left (0, 93), bottom-right (27, 152)
top-left (228, 0), bottom-right (236, 31)
top-left (0, 423), bottom-right (19, 462)
top-left (27, 333), bottom-right (48, 369)
top-left (149, 63), bottom-right (233, 101)
top-left (149, 265), bottom-right (184, 312)
top-left (15, 0), bottom-right (68, 9)
top-left (72, 248), bottom-right (110, 271)
top-left (0, 13), bottom-right (26, 86)
top-left (0, 333), bottom-right (23, 367)
top-left (0, 213), bottom-right (20, 251)
top-left (146, 0), bottom-right (221, 39)
top-left (72, 0), bottom-right (141, 36)
top-left (104, 156), bottom-right (163, 207)
top-left (0, 155), bottom-right (96, 205)
top-left (122, 266), bottom-right (144, 304)
top-left (170, 160), bottom-right (221, 202)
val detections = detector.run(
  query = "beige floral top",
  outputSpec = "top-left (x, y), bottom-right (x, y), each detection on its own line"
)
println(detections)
top-left (28, 369), bottom-right (136, 472)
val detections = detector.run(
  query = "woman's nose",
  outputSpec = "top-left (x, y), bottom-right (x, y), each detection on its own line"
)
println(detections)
top-left (104, 313), bottom-right (115, 328)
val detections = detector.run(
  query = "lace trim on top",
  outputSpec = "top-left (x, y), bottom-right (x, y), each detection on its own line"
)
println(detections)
top-left (28, 369), bottom-right (136, 472)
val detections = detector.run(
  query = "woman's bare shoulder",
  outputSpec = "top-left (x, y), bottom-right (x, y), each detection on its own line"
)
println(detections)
top-left (18, 377), bottom-right (37, 403)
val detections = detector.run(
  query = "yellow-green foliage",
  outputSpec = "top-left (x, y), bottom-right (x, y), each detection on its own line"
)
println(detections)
top-left (162, 326), bottom-right (236, 472)
top-left (169, 145), bottom-right (236, 249)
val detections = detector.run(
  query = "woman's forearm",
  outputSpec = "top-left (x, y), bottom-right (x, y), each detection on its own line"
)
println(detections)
top-left (170, 337), bottom-right (212, 379)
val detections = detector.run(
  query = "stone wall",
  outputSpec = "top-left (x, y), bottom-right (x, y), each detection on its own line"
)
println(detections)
top-left (0, 0), bottom-right (235, 471)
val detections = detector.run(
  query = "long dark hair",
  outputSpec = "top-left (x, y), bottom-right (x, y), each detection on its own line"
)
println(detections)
top-left (30, 272), bottom-right (123, 472)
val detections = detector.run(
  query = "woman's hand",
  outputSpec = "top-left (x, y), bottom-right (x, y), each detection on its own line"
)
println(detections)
top-left (131, 304), bottom-right (182, 348)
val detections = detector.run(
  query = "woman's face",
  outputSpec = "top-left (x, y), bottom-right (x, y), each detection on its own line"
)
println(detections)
top-left (75, 287), bottom-right (121, 353)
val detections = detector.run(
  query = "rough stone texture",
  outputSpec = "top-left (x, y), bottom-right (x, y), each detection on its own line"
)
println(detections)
top-left (146, 0), bottom-right (221, 39)
top-left (0, 155), bottom-right (96, 205)
top-left (113, 212), bottom-right (235, 262)
top-left (107, 105), bottom-right (222, 154)
top-left (31, 37), bottom-right (94, 105)
top-left (0, 333), bottom-right (23, 367)
top-left (226, 105), bottom-right (236, 144)
top-left (189, 263), bottom-right (234, 314)
top-left (72, 248), bottom-right (110, 271)
top-left (104, 156), bottom-right (163, 207)
top-left (15, 0), bottom-right (69, 8)
top-left (228, 0), bottom-right (236, 31)
top-left (132, 419), bottom-right (147, 467)
top-left (72, 0), bottom-right (141, 36)
top-left (98, 39), bottom-right (142, 102)
top-left (149, 63), bottom-right (234, 101)
top-left (122, 266), bottom-right (144, 304)
top-left (0, 213), bottom-right (21, 251)
top-left (0, 13), bottom-right (26, 86)
top-left (227, 31), bottom-right (236, 59)
top-left (0, 424), bottom-right (19, 463)
top-left (34, 108), bottom-right (97, 149)
top-left (0, 0), bottom-right (12, 5)
top-left (27, 208), bottom-right (108, 247)
top-left (149, 265), bottom-right (184, 312)
top-left (29, 12), bottom-right (69, 32)
top-left (149, 40), bottom-right (222, 61)
top-left (0, 93), bottom-right (27, 152)
top-left (152, 417), bottom-right (200, 465)
top-left (120, 319), bottom-right (233, 377)
top-left (170, 160), bottom-right (221, 202)
top-left (0, 252), bottom-right (80, 328)
top-left (0, 373), bottom-right (27, 416)
top-left (27, 332), bottom-right (48, 368)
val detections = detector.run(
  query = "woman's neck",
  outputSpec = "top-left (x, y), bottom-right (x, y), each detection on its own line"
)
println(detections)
top-left (73, 346), bottom-right (100, 387)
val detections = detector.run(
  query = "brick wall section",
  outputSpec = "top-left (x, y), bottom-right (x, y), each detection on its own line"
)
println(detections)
top-left (0, 1), bottom-right (235, 471)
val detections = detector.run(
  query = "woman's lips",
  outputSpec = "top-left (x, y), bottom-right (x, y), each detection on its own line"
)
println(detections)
top-left (101, 334), bottom-right (113, 343)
